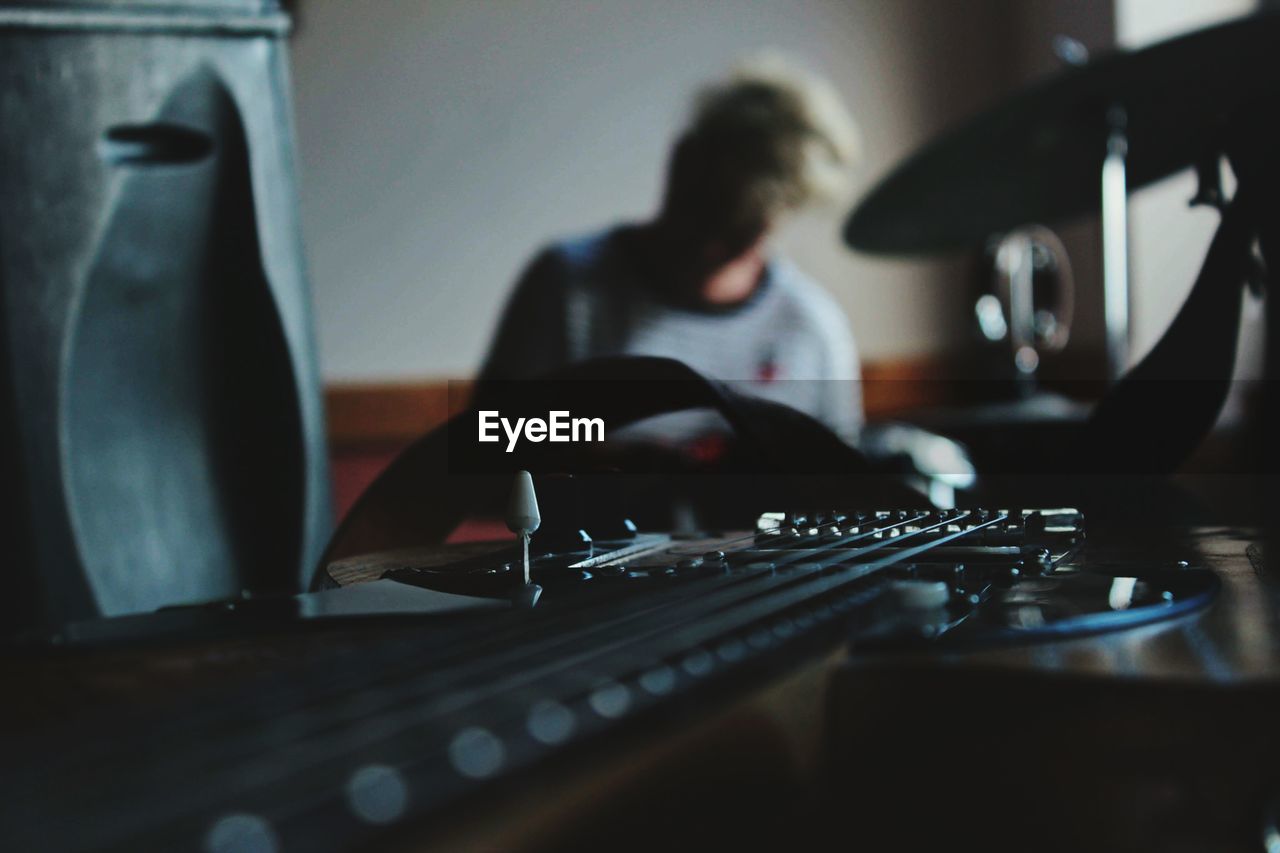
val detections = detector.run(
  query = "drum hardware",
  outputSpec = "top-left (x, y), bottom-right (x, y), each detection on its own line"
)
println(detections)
top-left (978, 224), bottom-right (1074, 392)
top-left (847, 12), bottom-right (1280, 486)
top-left (1191, 151), bottom-right (1270, 298)
top-left (844, 12), bottom-right (1280, 384)
top-left (1051, 34), bottom-right (1090, 69)
top-left (1101, 105), bottom-right (1131, 380)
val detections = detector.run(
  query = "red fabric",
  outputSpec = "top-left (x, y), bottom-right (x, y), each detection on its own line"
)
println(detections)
top-left (330, 446), bottom-right (514, 546)
top-left (445, 519), bottom-right (515, 544)
top-left (329, 446), bottom-right (399, 523)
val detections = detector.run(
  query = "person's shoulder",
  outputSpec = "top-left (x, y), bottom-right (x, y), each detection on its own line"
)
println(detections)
top-left (535, 225), bottom-right (629, 276)
top-left (768, 256), bottom-right (849, 329)
top-left (509, 229), bottom-right (604, 301)
top-left (768, 256), bottom-right (859, 379)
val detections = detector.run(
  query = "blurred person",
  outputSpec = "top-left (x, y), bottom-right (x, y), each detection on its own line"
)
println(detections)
top-left (479, 55), bottom-right (864, 443)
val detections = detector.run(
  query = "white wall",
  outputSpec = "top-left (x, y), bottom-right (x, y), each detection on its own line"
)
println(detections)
top-left (1116, 0), bottom-right (1261, 376)
top-left (290, 0), bottom-right (1023, 381)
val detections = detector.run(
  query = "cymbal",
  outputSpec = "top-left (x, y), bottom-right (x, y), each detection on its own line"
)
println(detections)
top-left (844, 13), bottom-right (1280, 255)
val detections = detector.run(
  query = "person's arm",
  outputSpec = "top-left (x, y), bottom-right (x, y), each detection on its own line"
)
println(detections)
top-left (792, 279), bottom-right (862, 444)
top-left (477, 248), bottom-right (572, 385)
top-left (819, 316), bottom-right (863, 445)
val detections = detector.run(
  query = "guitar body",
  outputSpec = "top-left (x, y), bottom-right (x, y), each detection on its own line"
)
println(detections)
top-left (313, 512), bottom-right (1280, 852)
top-left (830, 525), bottom-right (1280, 853)
top-left (6, 509), bottom-right (1278, 852)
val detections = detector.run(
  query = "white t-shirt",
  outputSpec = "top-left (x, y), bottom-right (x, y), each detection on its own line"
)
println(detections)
top-left (480, 226), bottom-right (863, 443)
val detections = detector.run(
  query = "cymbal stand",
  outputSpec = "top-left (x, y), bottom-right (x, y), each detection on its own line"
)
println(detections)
top-left (1101, 106), bottom-right (1131, 381)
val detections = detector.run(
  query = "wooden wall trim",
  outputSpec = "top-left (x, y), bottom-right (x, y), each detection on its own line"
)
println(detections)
top-left (324, 355), bottom-right (957, 448)
top-left (325, 380), bottom-right (472, 447)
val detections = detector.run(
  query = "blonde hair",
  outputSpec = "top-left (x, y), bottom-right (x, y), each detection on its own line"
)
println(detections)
top-left (669, 53), bottom-right (861, 227)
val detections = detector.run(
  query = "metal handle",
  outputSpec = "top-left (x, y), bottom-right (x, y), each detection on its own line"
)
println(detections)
top-left (982, 224), bottom-right (1075, 375)
top-left (99, 122), bottom-right (213, 166)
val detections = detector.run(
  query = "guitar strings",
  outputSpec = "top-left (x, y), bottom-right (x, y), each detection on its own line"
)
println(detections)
top-left (51, 511), bottom-right (1013, 845)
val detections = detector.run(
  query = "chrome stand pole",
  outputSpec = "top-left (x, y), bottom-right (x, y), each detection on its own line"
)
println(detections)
top-left (1101, 107), bottom-right (1131, 381)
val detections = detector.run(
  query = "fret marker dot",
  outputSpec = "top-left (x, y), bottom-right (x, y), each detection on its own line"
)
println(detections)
top-left (638, 666), bottom-right (676, 696)
top-left (205, 814), bottom-right (277, 853)
top-left (449, 727), bottom-right (505, 779)
top-left (345, 764), bottom-right (408, 825)
top-left (716, 639), bottom-right (746, 662)
top-left (527, 700), bottom-right (575, 745)
top-left (588, 682), bottom-right (632, 718)
top-left (681, 649), bottom-right (714, 677)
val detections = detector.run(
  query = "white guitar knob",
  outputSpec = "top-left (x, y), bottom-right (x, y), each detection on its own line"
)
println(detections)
top-left (506, 470), bottom-right (541, 536)
top-left (507, 471), bottom-right (541, 596)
